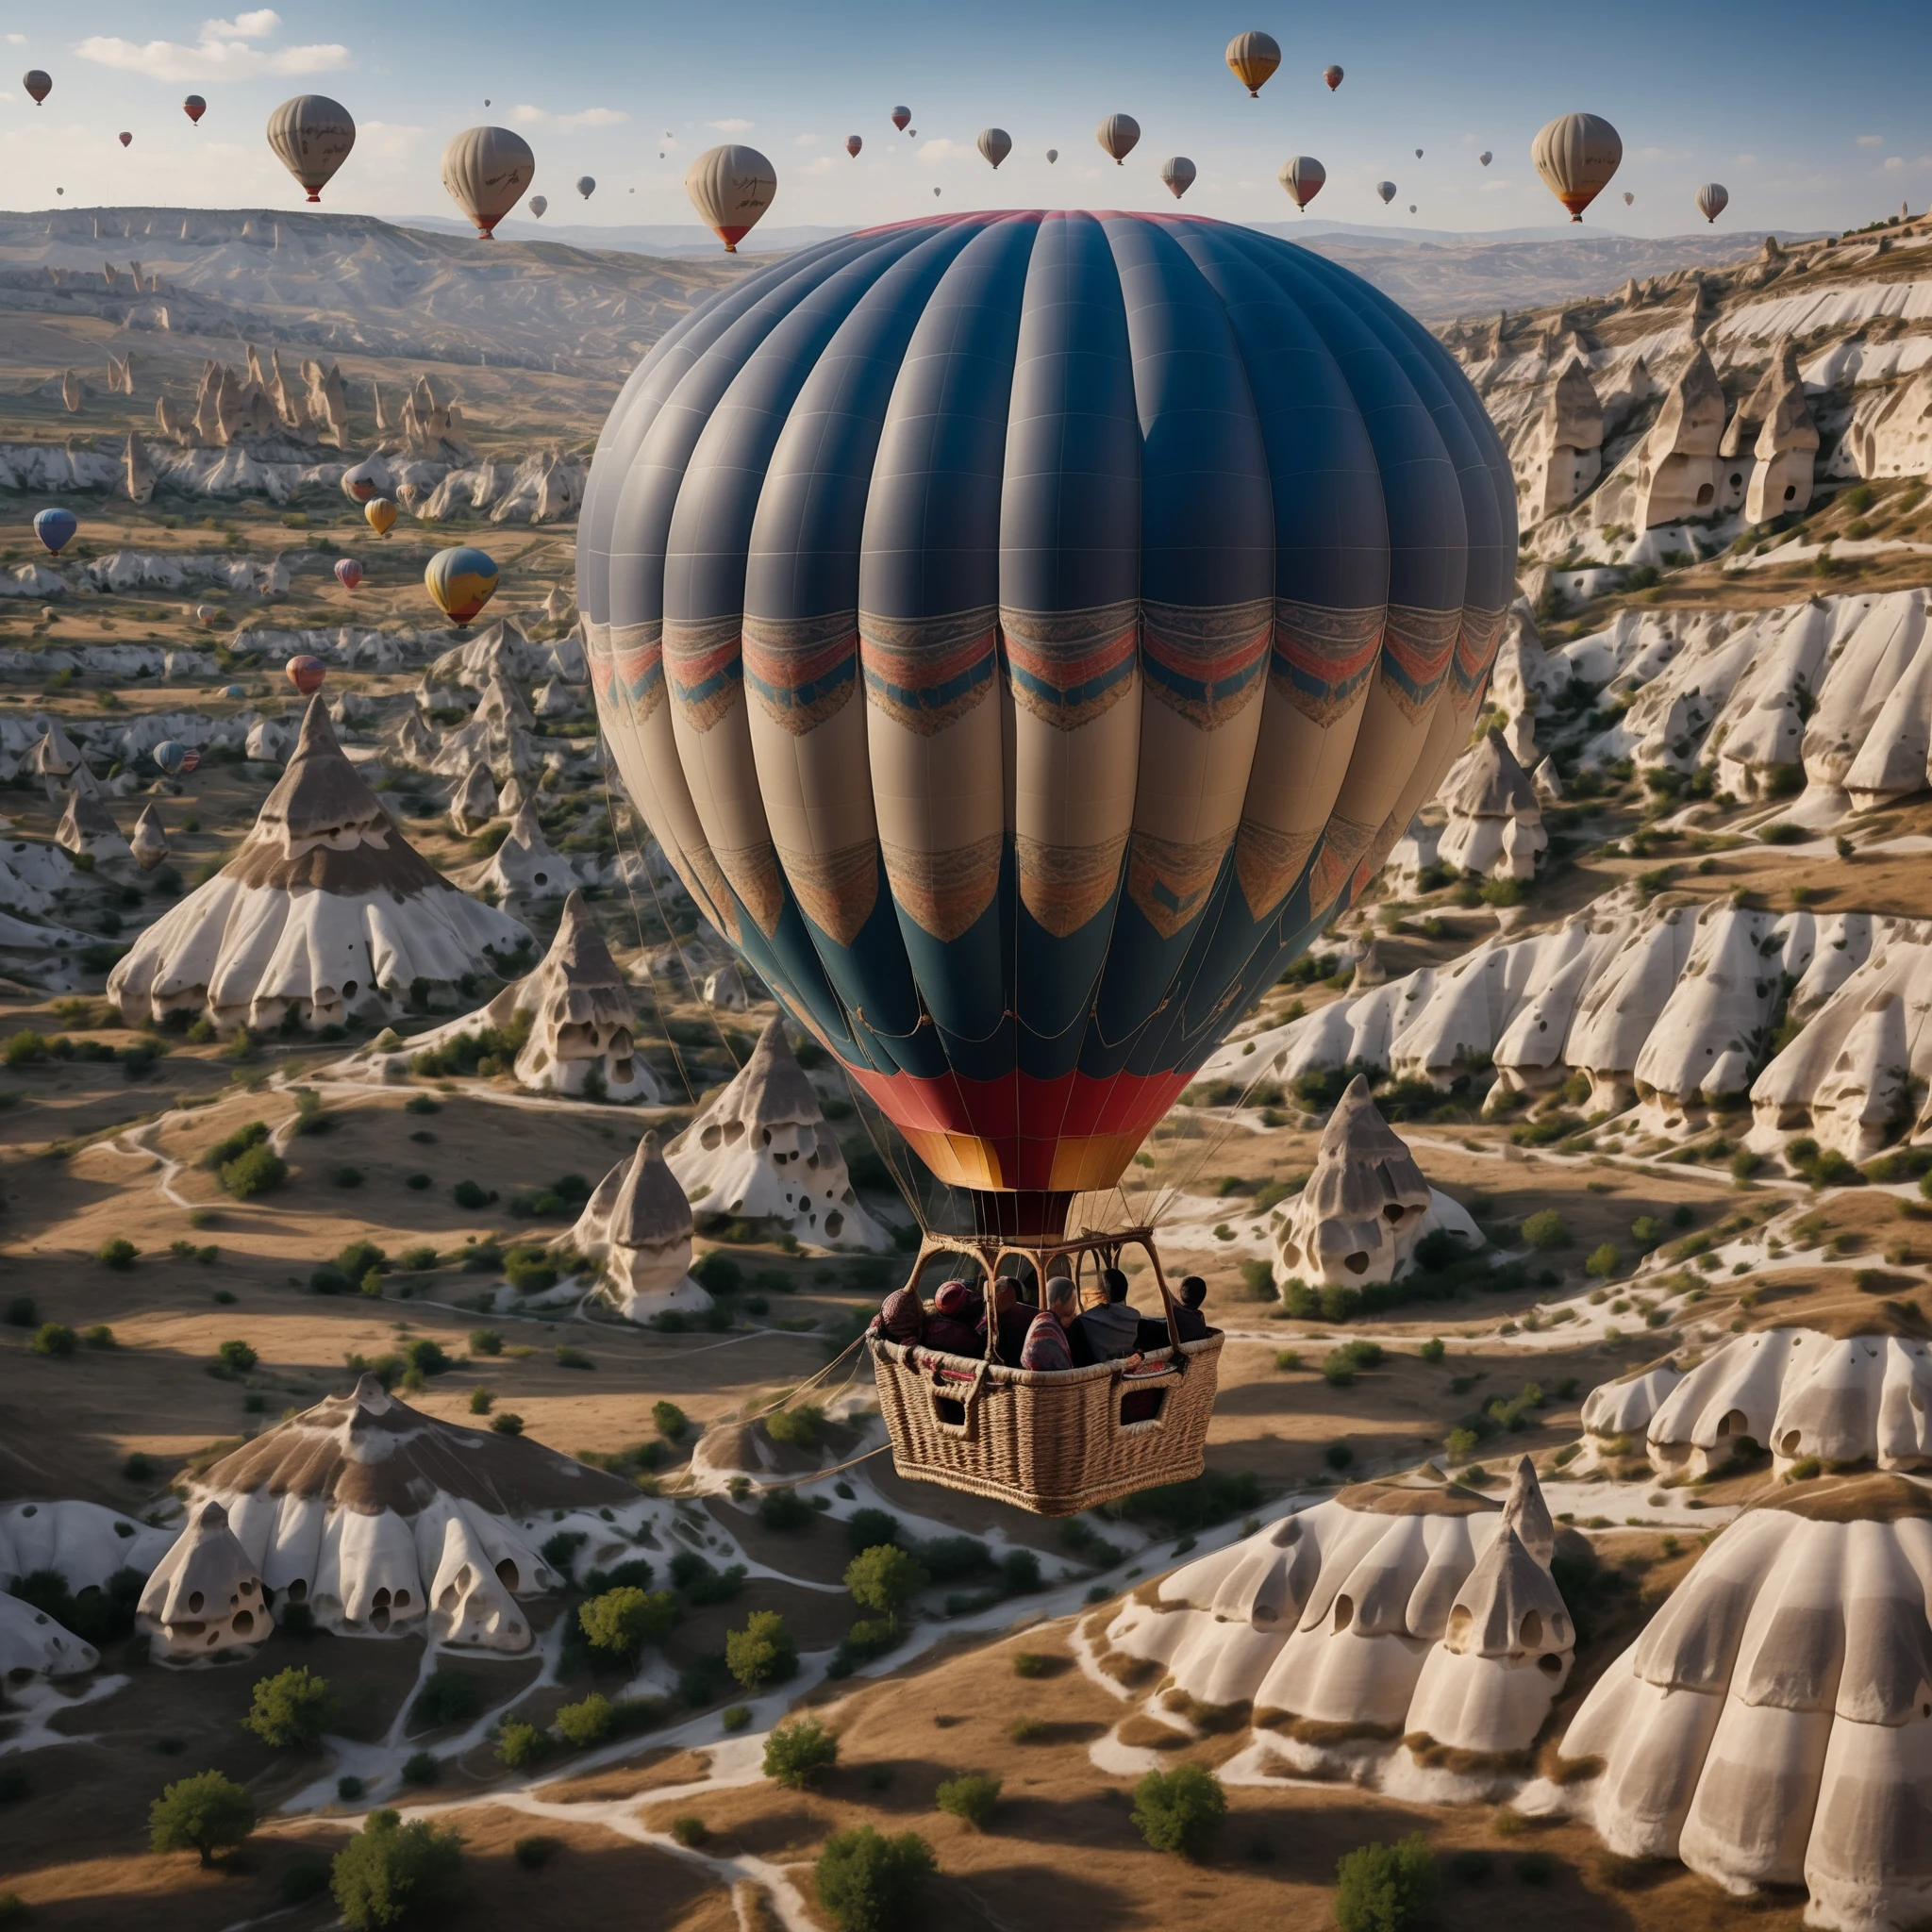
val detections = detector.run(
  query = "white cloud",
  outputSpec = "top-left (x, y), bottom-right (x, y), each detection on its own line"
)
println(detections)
top-left (201, 8), bottom-right (279, 33)
top-left (794, 132), bottom-right (821, 147)
top-left (1481, 177), bottom-right (1514, 192)
top-left (1885, 156), bottom-right (1906, 171)
top-left (1735, 154), bottom-right (1757, 167)
top-left (915, 138), bottom-right (972, 164)
top-left (800, 155), bottom-right (834, 175)
top-left (707, 117), bottom-right (751, 132)
top-left (358, 120), bottom-right (425, 161)
top-left (510, 104), bottom-right (628, 131)
top-left (1857, 134), bottom-right (1885, 148)
top-left (75, 31), bottom-right (348, 81)
top-left (6, 32), bottom-right (26, 44)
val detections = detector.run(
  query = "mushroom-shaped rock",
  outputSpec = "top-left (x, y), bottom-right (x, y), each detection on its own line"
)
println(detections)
top-left (129, 803), bottom-right (170, 872)
top-left (1349, 940), bottom-right (1389, 992)
top-left (568, 1130), bottom-right (713, 1321)
top-left (497, 772), bottom-right (529, 819)
top-left (1557, 1475), bottom-right (1932, 1929)
top-left (0, 1591), bottom-right (97, 1678)
top-left (57, 789), bottom-right (130, 864)
top-left (1437, 729), bottom-right (1546, 881)
top-left (1581, 1358), bottom-right (1683, 1441)
top-left (467, 800), bottom-right (575, 905)
top-left (448, 759), bottom-right (497, 835)
top-left (1277, 1076), bottom-right (1433, 1287)
top-left (108, 696), bottom-right (529, 1034)
top-left (667, 1016), bottom-right (889, 1249)
top-left (189, 1375), bottom-right (633, 1648)
top-left (135, 1500), bottom-right (266, 1660)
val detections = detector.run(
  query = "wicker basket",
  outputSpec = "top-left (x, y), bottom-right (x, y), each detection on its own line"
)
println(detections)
top-left (868, 1332), bottom-right (1225, 1516)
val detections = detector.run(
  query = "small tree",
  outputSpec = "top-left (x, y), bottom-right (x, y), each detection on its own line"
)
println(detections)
top-left (242, 1665), bottom-right (339, 1749)
top-left (31, 1323), bottom-right (76, 1357)
top-left (1521, 1209), bottom-right (1569, 1250)
top-left (331, 1809), bottom-right (465, 1931)
top-left (555, 1692), bottom-right (614, 1747)
top-left (577, 1586), bottom-right (676, 1660)
top-left (1334, 1834), bottom-right (1440, 1932)
top-left (814, 1825), bottom-right (937, 1932)
top-left (725, 1609), bottom-right (798, 1691)
top-left (934, 1773), bottom-right (1000, 1831)
top-left (1584, 1243), bottom-right (1619, 1279)
top-left (651, 1399), bottom-right (689, 1441)
top-left (149, 1770), bottom-right (255, 1867)
top-left (217, 1339), bottom-right (258, 1373)
top-left (495, 1720), bottom-right (552, 1770)
top-left (844, 1545), bottom-right (929, 1628)
top-left (763, 1714), bottom-right (838, 1790)
top-left (1131, 1764), bottom-right (1226, 1861)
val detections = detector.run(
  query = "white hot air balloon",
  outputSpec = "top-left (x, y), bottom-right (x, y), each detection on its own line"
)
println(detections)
top-left (1279, 155), bottom-right (1325, 211)
top-left (1045, 148), bottom-right (1058, 163)
top-left (441, 126), bottom-right (537, 239)
top-left (976, 127), bottom-right (1011, 170)
top-left (529, 194), bottom-right (548, 218)
top-left (684, 143), bottom-right (776, 253)
top-left (1375, 180), bottom-right (1396, 206)
top-left (575, 175), bottom-right (596, 199)
top-left (266, 94), bottom-right (356, 203)
top-left (1479, 151), bottom-right (1492, 167)
top-left (1695, 182), bottom-right (1729, 225)
top-left (1532, 111), bottom-right (1623, 223)
top-left (1159, 156), bottom-right (1196, 200)
top-left (1096, 113), bottom-right (1140, 165)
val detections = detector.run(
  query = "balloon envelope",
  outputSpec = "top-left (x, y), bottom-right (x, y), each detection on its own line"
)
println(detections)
top-left (195, 604), bottom-right (220, 627)
top-left (183, 95), bottom-right (206, 125)
top-left (1696, 182), bottom-right (1729, 224)
top-left (530, 194), bottom-right (548, 218)
top-left (335, 558), bottom-right (363, 591)
top-left (425, 546), bottom-right (499, 625)
top-left (33, 508), bottom-right (76, 555)
top-left (576, 175), bottom-right (596, 198)
top-left (441, 126), bottom-right (536, 239)
top-left (118, 132), bottom-right (132, 148)
top-left (977, 127), bottom-right (1011, 170)
top-left (222, 684), bottom-right (245, 699)
top-left (1045, 148), bottom-right (1058, 163)
top-left (1279, 156), bottom-right (1325, 210)
top-left (153, 741), bottom-right (186, 776)
top-left (1532, 111), bottom-right (1622, 223)
top-left (1375, 180), bottom-right (1396, 204)
top-left (1159, 157), bottom-right (1196, 200)
top-left (287, 655), bottom-right (326, 696)
top-left (1095, 113), bottom-right (1141, 164)
top-left (891, 107), bottom-right (911, 131)
top-left (1323, 64), bottom-right (1343, 91)
top-left (1624, 191), bottom-right (1634, 206)
top-left (685, 143), bottom-right (776, 253)
top-left (1479, 151), bottom-right (1492, 167)
top-left (846, 135), bottom-right (862, 158)
top-left (364, 497), bottom-right (398, 537)
top-left (576, 209), bottom-right (1514, 1203)
top-left (1225, 29), bottom-right (1281, 96)
top-left (266, 94), bottom-right (355, 202)
top-left (23, 70), bottom-right (50, 106)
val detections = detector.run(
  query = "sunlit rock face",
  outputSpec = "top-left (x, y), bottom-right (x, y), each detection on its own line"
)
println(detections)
top-left (568, 1129), bottom-right (714, 1322)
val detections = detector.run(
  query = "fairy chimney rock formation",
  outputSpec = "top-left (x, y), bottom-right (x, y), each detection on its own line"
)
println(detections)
top-left (124, 429), bottom-right (155, 505)
top-left (1277, 1075), bottom-right (1432, 1286)
top-left (135, 1500), bottom-right (266, 1660)
top-left (129, 803), bottom-right (170, 872)
top-left (1634, 345), bottom-right (1727, 527)
top-left (568, 1130), bottom-right (714, 1321)
top-left (1437, 728), bottom-right (1547, 880)
top-left (57, 788), bottom-right (130, 864)
top-left (1530, 356), bottom-right (1605, 519)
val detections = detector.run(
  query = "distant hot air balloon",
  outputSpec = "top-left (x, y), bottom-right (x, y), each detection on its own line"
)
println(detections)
top-left (441, 126), bottom-right (537, 239)
top-left (575, 175), bottom-right (595, 199)
top-left (341, 456), bottom-right (384, 504)
top-left (933, 187), bottom-right (941, 197)
top-left (846, 135), bottom-right (862, 158)
top-left (425, 546), bottom-right (499, 625)
top-left (1280, 156), bottom-right (1326, 211)
top-left (335, 558), bottom-right (363, 591)
top-left (287, 655), bottom-right (326, 696)
top-left (891, 107), bottom-right (911, 132)
top-left (529, 194), bottom-right (548, 218)
top-left (179, 747), bottom-right (201, 774)
top-left (1479, 151), bottom-right (1492, 167)
top-left (1375, 180), bottom-right (1396, 205)
top-left (1160, 156), bottom-right (1196, 200)
top-left (266, 94), bottom-right (356, 203)
top-left (1408, 205), bottom-right (1417, 213)
top-left (1045, 148), bottom-right (1058, 163)
top-left (56, 188), bottom-right (62, 196)
top-left (118, 132), bottom-right (132, 148)
top-left (183, 95), bottom-right (206, 125)
top-left (196, 604), bottom-right (220, 627)
top-left (1324, 64), bottom-right (1344, 92)
top-left (221, 684), bottom-right (245, 699)
top-left (23, 70), bottom-right (50, 106)
top-left (1532, 111), bottom-right (1622, 223)
top-left (977, 127), bottom-right (1011, 171)
top-left (1415, 148), bottom-right (1424, 158)
top-left (33, 508), bottom-right (76, 556)
top-left (365, 496), bottom-right (398, 537)
top-left (153, 741), bottom-right (186, 777)
top-left (1096, 113), bottom-right (1140, 165)
top-left (1695, 182), bottom-right (1729, 225)
top-left (1624, 191), bottom-right (1634, 207)
top-left (684, 143), bottom-right (776, 253)
top-left (1225, 29), bottom-right (1281, 97)
top-left (907, 130), bottom-right (916, 140)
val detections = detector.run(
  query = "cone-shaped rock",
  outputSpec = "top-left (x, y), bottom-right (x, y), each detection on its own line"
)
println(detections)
top-left (1278, 1075), bottom-right (1432, 1286)
top-left (56, 788), bottom-right (130, 863)
top-left (568, 1129), bottom-right (713, 1320)
top-left (135, 1499), bottom-right (265, 1660)
top-left (130, 802), bottom-right (169, 872)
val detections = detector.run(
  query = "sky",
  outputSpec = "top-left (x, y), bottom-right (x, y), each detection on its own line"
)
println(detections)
top-left (2, 0), bottom-right (1928, 240)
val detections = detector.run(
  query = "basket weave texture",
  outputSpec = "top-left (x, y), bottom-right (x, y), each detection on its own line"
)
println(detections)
top-left (867, 1332), bottom-right (1224, 1516)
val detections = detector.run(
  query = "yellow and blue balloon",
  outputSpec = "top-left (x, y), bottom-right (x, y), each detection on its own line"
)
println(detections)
top-left (425, 545), bottom-right (499, 625)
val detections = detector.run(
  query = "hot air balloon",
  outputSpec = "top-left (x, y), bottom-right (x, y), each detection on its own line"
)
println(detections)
top-left (907, 131), bottom-right (916, 140)
top-left (1160, 157), bottom-right (1196, 200)
top-left (287, 655), bottom-right (326, 696)
top-left (1096, 113), bottom-right (1140, 165)
top-left (1225, 29), bottom-right (1281, 97)
top-left (1046, 148), bottom-right (1058, 164)
top-left (441, 126), bottom-right (536, 239)
top-left (1279, 155), bottom-right (1325, 211)
top-left (1408, 205), bottom-right (1417, 213)
top-left (267, 94), bottom-right (356, 203)
top-left (1479, 151), bottom-right (1492, 167)
top-left (846, 136), bottom-right (862, 158)
top-left (179, 747), bottom-right (202, 774)
top-left (425, 546), bottom-right (499, 625)
top-left (1375, 180), bottom-right (1396, 205)
top-left (1324, 64), bottom-right (1344, 92)
top-left (933, 188), bottom-right (941, 197)
top-left (684, 144), bottom-right (776, 254)
top-left (1695, 182), bottom-right (1729, 225)
top-left (365, 496), bottom-right (398, 537)
top-left (183, 95), bottom-right (206, 125)
top-left (153, 741), bottom-right (186, 777)
top-left (33, 508), bottom-right (76, 556)
top-left (891, 107), bottom-right (911, 132)
top-left (118, 132), bottom-right (132, 149)
top-left (1624, 191), bottom-right (1634, 207)
top-left (221, 684), bottom-right (245, 699)
top-left (23, 70), bottom-right (50, 106)
top-left (530, 194), bottom-right (548, 218)
top-left (1415, 148), bottom-right (1424, 158)
top-left (195, 604), bottom-right (220, 627)
top-left (335, 558), bottom-right (363, 591)
top-left (576, 175), bottom-right (595, 199)
top-left (1532, 111), bottom-right (1622, 223)
top-left (977, 127), bottom-right (1011, 171)
top-left (576, 209), bottom-right (1514, 1509)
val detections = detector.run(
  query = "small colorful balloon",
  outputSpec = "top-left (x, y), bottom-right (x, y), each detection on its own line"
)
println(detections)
top-left (891, 107), bottom-right (910, 132)
top-left (1324, 64), bottom-right (1344, 92)
top-left (118, 132), bottom-right (132, 148)
top-left (183, 95), bottom-right (206, 125)
top-left (335, 558), bottom-right (363, 591)
top-left (33, 508), bottom-right (77, 556)
top-left (425, 545), bottom-right (499, 625)
top-left (152, 741), bottom-right (186, 776)
top-left (194, 603), bottom-right (220, 627)
top-left (846, 135), bottom-right (862, 158)
top-left (222, 684), bottom-right (245, 699)
top-left (364, 497), bottom-right (398, 537)
top-left (179, 747), bottom-right (201, 774)
top-left (287, 655), bottom-right (326, 695)
top-left (24, 70), bottom-right (51, 106)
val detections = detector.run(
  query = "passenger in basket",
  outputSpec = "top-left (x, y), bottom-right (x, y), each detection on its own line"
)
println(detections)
top-left (1137, 1274), bottom-right (1212, 1351)
top-left (979, 1277), bottom-right (1038, 1364)
top-left (1020, 1274), bottom-right (1079, 1371)
top-left (923, 1279), bottom-right (983, 1357)
top-left (872, 1285), bottom-right (924, 1344)
top-left (1074, 1267), bottom-right (1142, 1360)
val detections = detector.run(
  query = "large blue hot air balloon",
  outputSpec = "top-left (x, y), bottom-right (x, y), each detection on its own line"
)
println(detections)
top-left (34, 507), bottom-right (77, 556)
top-left (579, 210), bottom-right (1512, 1224)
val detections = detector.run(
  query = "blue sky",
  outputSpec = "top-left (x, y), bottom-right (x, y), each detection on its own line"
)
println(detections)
top-left (3, 0), bottom-right (1927, 237)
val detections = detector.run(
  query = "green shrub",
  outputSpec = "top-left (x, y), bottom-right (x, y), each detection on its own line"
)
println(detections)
top-left (242, 1666), bottom-right (339, 1749)
top-left (411, 1670), bottom-right (482, 1730)
top-left (934, 1772), bottom-right (1001, 1830)
top-left (813, 1825), bottom-right (937, 1932)
top-left (725, 1609), bottom-right (798, 1690)
top-left (1584, 1243), bottom-right (1618, 1278)
top-left (1521, 1209), bottom-right (1569, 1250)
top-left (671, 1814), bottom-right (709, 1847)
top-left (96, 1237), bottom-right (139, 1269)
top-left (577, 1587), bottom-right (675, 1660)
top-left (758, 1485), bottom-right (814, 1532)
top-left (148, 1770), bottom-right (255, 1866)
top-left (217, 1339), bottom-right (258, 1373)
top-left (1334, 1834), bottom-right (1440, 1932)
top-left (651, 1399), bottom-right (689, 1440)
top-left (495, 1720), bottom-right (552, 1769)
top-left (765, 1403), bottom-right (824, 1449)
top-left (844, 1544), bottom-right (929, 1624)
top-left (3, 1297), bottom-right (34, 1327)
top-left (221, 1143), bottom-right (288, 1199)
top-left (31, 1323), bottom-right (76, 1357)
top-left (492, 1411), bottom-right (524, 1436)
top-left (763, 1714), bottom-right (837, 1789)
top-left (1131, 1764), bottom-right (1226, 1860)
top-left (512, 1835), bottom-right (560, 1869)
top-left (1419, 1337), bottom-right (1445, 1362)
top-left (468, 1327), bottom-right (502, 1356)
top-left (330, 1809), bottom-right (465, 1931)
top-left (399, 1752), bottom-right (439, 1788)
top-left (453, 1178), bottom-right (493, 1210)
top-left (722, 1704), bottom-right (751, 1732)
top-left (555, 1692), bottom-right (614, 1747)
